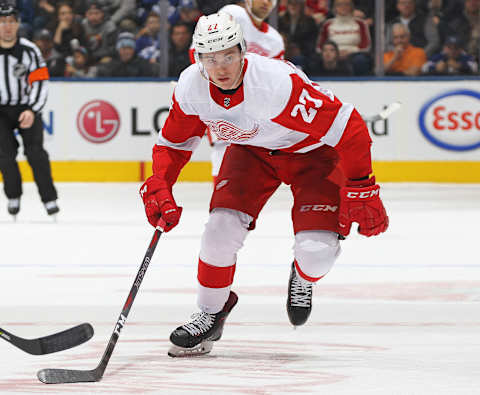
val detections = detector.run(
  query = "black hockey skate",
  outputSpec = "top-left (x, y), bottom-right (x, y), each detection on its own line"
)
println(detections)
top-left (7, 198), bottom-right (20, 217)
top-left (287, 262), bottom-right (313, 327)
top-left (44, 200), bottom-right (59, 216)
top-left (168, 291), bottom-right (238, 357)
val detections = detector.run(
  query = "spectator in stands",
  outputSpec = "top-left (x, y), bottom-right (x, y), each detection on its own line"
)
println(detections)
top-left (65, 46), bottom-right (98, 77)
top-left (71, 0), bottom-right (87, 16)
top-left (97, 32), bottom-right (158, 77)
top-left (16, 0), bottom-right (34, 38)
top-left (386, 0), bottom-right (439, 56)
top-left (136, 11), bottom-right (161, 54)
top-left (422, 35), bottom-right (478, 74)
top-left (316, 0), bottom-right (372, 75)
top-left (305, 39), bottom-right (353, 76)
top-left (33, 28), bottom-right (66, 77)
top-left (168, 22), bottom-right (192, 77)
top-left (384, 23), bottom-right (427, 75)
top-left (353, 0), bottom-right (374, 35)
top-left (137, 0), bottom-right (161, 25)
top-left (280, 32), bottom-right (306, 68)
top-left (102, 0), bottom-right (136, 26)
top-left (424, 0), bottom-right (449, 45)
top-left (447, 0), bottom-right (480, 60)
top-left (304, 0), bottom-right (329, 26)
top-left (278, 0), bottom-right (318, 58)
top-left (171, 0), bottom-right (202, 32)
top-left (49, 2), bottom-right (86, 57)
top-left (82, 0), bottom-right (117, 64)
top-left (117, 15), bottom-right (139, 34)
top-left (34, 0), bottom-right (56, 31)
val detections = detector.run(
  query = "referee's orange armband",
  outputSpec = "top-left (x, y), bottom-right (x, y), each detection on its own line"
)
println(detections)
top-left (28, 67), bottom-right (50, 85)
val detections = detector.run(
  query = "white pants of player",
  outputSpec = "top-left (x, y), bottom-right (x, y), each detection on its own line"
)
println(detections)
top-left (198, 208), bottom-right (341, 313)
top-left (211, 141), bottom-right (230, 177)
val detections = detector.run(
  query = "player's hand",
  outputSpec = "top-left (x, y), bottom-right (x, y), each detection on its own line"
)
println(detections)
top-left (338, 176), bottom-right (388, 237)
top-left (18, 110), bottom-right (35, 129)
top-left (139, 176), bottom-right (182, 232)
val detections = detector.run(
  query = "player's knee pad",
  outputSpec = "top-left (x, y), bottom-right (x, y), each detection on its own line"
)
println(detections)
top-left (200, 208), bottom-right (252, 267)
top-left (294, 230), bottom-right (340, 281)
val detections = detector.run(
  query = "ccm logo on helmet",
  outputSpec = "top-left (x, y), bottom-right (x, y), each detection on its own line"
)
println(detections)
top-left (418, 89), bottom-right (480, 151)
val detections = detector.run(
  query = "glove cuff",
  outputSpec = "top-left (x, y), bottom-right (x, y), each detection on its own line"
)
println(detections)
top-left (347, 175), bottom-right (376, 188)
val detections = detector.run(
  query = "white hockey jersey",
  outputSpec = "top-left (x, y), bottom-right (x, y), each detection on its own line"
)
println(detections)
top-left (155, 54), bottom-right (372, 182)
top-left (221, 4), bottom-right (284, 59)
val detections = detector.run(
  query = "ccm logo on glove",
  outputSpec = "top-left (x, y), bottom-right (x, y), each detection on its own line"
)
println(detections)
top-left (338, 177), bottom-right (388, 237)
top-left (346, 188), bottom-right (380, 199)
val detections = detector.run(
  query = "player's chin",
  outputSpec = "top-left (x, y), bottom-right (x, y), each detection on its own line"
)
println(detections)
top-left (216, 78), bottom-right (231, 88)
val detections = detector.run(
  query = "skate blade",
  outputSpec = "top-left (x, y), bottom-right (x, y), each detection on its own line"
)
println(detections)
top-left (168, 341), bottom-right (213, 358)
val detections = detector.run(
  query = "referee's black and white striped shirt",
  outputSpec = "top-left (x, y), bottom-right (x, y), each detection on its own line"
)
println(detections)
top-left (0, 37), bottom-right (49, 113)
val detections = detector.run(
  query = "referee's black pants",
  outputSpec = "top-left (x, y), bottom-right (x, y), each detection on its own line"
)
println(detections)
top-left (0, 105), bottom-right (57, 203)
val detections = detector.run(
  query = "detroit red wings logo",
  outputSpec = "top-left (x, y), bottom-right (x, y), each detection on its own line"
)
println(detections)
top-left (204, 119), bottom-right (259, 142)
top-left (246, 42), bottom-right (269, 57)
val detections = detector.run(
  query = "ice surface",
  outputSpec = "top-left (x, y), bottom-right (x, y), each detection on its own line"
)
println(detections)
top-left (0, 182), bottom-right (479, 394)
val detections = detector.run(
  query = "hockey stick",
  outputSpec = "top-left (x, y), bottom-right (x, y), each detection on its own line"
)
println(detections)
top-left (37, 227), bottom-right (163, 384)
top-left (362, 101), bottom-right (402, 123)
top-left (0, 323), bottom-right (93, 355)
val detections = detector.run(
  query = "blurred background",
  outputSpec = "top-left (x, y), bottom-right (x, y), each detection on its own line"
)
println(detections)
top-left (1, 0), bottom-right (479, 185)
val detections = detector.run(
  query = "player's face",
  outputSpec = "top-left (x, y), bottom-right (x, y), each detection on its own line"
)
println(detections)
top-left (200, 47), bottom-right (243, 90)
top-left (0, 16), bottom-right (19, 44)
top-left (251, 0), bottom-right (275, 20)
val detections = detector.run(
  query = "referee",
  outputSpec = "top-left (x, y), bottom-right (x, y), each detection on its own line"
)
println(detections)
top-left (0, 2), bottom-right (58, 218)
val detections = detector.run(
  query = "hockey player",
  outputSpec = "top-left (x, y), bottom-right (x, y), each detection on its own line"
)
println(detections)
top-left (140, 11), bottom-right (388, 357)
top-left (222, 0), bottom-right (284, 59)
top-left (193, 0), bottom-right (285, 183)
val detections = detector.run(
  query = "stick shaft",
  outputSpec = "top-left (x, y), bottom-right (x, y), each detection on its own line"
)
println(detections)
top-left (95, 228), bottom-right (162, 377)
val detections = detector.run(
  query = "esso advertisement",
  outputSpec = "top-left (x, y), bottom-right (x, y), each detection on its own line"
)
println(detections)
top-left (76, 100), bottom-right (121, 143)
top-left (418, 90), bottom-right (480, 151)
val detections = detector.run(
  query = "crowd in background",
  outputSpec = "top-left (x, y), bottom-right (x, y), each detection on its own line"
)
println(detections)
top-left (13, 0), bottom-right (480, 77)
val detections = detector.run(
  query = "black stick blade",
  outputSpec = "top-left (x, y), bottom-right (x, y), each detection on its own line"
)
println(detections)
top-left (38, 368), bottom-right (101, 384)
top-left (39, 323), bottom-right (94, 354)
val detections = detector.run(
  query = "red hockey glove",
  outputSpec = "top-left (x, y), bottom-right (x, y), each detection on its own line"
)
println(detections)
top-left (338, 176), bottom-right (389, 237)
top-left (139, 177), bottom-right (182, 232)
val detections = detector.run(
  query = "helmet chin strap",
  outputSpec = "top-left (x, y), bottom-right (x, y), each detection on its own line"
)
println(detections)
top-left (246, 7), bottom-right (264, 24)
top-left (245, 0), bottom-right (276, 24)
